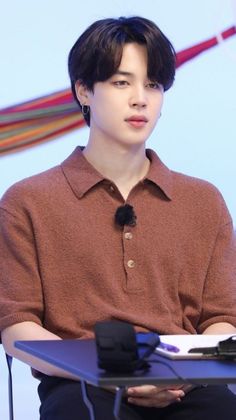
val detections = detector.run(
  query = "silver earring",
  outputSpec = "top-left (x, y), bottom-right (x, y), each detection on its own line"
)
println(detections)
top-left (81, 104), bottom-right (90, 116)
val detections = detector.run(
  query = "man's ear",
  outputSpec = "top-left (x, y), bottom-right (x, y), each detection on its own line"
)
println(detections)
top-left (75, 81), bottom-right (90, 105)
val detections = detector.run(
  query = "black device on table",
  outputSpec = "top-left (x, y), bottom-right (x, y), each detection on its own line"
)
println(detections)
top-left (94, 320), bottom-right (160, 373)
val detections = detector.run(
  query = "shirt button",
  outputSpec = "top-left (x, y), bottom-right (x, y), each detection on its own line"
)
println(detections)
top-left (127, 259), bottom-right (135, 268)
top-left (124, 232), bottom-right (133, 240)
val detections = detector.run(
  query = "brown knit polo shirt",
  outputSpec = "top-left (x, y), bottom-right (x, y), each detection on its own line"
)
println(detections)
top-left (0, 147), bottom-right (236, 339)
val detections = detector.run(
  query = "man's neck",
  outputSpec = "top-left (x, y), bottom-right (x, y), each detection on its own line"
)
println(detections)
top-left (82, 139), bottom-right (150, 200)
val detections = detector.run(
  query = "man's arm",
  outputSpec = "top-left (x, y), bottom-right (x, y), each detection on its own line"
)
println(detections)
top-left (2, 321), bottom-right (79, 380)
top-left (203, 322), bottom-right (236, 335)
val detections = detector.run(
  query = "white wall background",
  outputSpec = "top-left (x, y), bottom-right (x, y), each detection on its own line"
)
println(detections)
top-left (0, 0), bottom-right (235, 418)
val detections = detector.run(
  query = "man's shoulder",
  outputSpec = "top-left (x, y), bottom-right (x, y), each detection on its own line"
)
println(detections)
top-left (171, 170), bottom-right (232, 226)
top-left (171, 170), bottom-right (228, 217)
top-left (172, 170), bottom-right (222, 199)
top-left (0, 165), bottom-right (62, 213)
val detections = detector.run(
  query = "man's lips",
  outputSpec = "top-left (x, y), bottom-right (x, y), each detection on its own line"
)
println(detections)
top-left (125, 115), bottom-right (148, 128)
top-left (125, 115), bottom-right (148, 122)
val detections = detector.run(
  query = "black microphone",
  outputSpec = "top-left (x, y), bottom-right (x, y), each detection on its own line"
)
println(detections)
top-left (114, 204), bottom-right (137, 227)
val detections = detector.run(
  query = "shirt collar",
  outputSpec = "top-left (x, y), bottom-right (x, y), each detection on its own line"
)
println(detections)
top-left (145, 149), bottom-right (173, 200)
top-left (61, 146), bottom-right (173, 200)
top-left (61, 147), bottom-right (104, 198)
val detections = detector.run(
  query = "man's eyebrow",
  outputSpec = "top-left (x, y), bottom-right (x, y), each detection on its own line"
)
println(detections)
top-left (113, 70), bottom-right (134, 77)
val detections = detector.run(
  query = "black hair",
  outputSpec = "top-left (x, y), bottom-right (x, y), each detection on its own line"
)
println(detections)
top-left (68, 16), bottom-right (176, 125)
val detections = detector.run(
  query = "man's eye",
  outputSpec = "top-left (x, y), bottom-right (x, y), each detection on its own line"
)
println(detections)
top-left (113, 80), bottom-right (129, 86)
top-left (147, 82), bottom-right (161, 89)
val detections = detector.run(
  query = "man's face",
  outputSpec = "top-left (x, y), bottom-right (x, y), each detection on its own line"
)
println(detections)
top-left (86, 42), bottom-right (164, 148)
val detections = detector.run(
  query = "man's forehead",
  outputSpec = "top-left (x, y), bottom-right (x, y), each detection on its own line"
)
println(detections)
top-left (115, 44), bottom-right (148, 73)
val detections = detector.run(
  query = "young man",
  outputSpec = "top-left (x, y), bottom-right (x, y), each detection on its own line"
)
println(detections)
top-left (1, 16), bottom-right (236, 420)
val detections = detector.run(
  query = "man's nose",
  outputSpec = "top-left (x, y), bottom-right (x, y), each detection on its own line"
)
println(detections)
top-left (130, 86), bottom-right (147, 108)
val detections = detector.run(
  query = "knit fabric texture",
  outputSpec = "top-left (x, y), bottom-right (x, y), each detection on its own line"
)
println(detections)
top-left (0, 147), bottom-right (236, 339)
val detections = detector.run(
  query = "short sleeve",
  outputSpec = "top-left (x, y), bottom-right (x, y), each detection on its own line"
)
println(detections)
top-left (0, 203), bottom-right (44, 339)
top-left (197, 199), bottom-right (236, 333)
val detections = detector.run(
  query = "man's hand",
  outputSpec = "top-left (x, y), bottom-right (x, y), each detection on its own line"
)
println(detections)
top-left (126, 384), bottom-right (194, 408)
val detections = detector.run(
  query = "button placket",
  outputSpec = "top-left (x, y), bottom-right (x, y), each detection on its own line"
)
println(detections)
top-left (121, 205), bottom-right (138, 289)
top-left (124, 229), bottom-right (135, 268)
